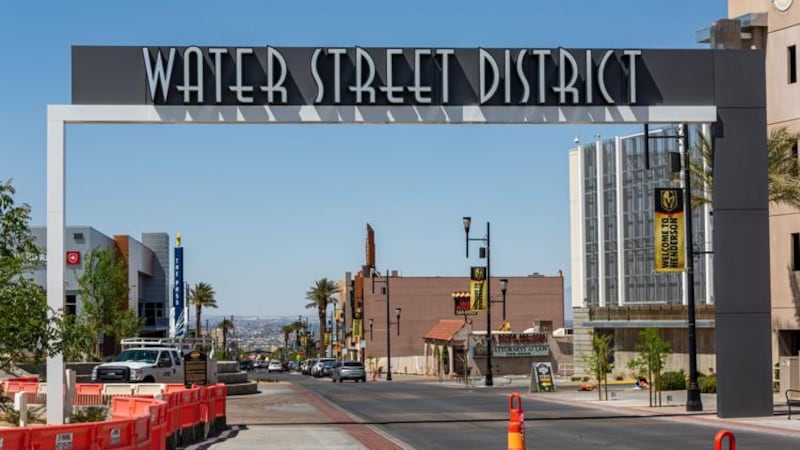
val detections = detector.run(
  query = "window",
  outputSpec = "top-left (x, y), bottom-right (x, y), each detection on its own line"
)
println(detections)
top-left (793, 233), bottom-right (800, 271)
top-left (789, 45), bottom-right (797, 84)
top-left (65, 294), bottom-right (77, 316)
top-left (792, 141), bottom-right (798, 161)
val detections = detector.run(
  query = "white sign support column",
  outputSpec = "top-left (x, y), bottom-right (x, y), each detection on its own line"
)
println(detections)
top-left (46, 110), bottom-right (65, 425)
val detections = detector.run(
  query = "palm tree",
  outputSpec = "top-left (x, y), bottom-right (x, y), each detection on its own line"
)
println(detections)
top-left (281, 324), bottom-right (295, 359)
top-left (687, 127), bottom-right (800, 209)
top-left (305, 278), bottom-right (339, 357)
top-left (218, 318), bottom-right (234, 360)
top-left (188, 282), bottom-right (217, 338)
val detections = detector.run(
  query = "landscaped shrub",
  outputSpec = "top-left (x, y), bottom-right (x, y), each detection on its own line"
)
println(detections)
top-left (582, 376), bottom-right (590, 382)
top-left (658, 370), bottom-right (687, 391)
top-left (570, 376), bottom-right (582, 382)
top-left (614, 373), bottom-right (624, 381)
top-left (699, 374), bottom-right (717, 393)
top-left (69, 407), bottom-right (108, 423)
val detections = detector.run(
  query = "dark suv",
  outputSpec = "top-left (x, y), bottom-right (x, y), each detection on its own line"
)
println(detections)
top-left (331, 361), bottom-right (366, 383)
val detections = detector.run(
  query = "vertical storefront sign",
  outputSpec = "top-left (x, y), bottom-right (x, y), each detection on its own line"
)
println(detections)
top-left (654, 188), bottom-right (685, 272)
top-left (470, 266), bottom-right (487, 311)
top-left (173, 243), bottom-right (185, 337)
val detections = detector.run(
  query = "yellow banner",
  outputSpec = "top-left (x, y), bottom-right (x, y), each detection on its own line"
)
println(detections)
top-left (470, 266), bottom-right (487, 311)
top-left (654, 188), bottom-right (685, 272)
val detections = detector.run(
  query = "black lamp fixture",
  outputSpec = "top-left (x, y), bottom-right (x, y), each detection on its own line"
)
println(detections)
top-left (499, 279), bottom-right (509, 322)
top-left (369, 318), bottom-right (374, 341)
top-left (394, 307), bottom-right (402, 336)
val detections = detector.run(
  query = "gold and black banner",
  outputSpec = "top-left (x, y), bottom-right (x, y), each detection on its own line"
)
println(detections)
top-left (470, 266), bottom-right (487, 311)
top-left (654, 188), bottom-right (685, 272)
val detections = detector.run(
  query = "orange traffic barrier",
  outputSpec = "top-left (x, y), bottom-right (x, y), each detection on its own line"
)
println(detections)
top-left (0, 427), bottom-right (30, 450)
top-left (508, 393), bottom-right (525, 450)
top-left (714, 430), bottom-right (736, 450)
top-left (148, 400), bottom-right (168, 450)
top-left (95, 418), bottom-right (135, 450)
top-left (212, 384), bottom-right (227, 432)
top-left (29, 422), bottom-right (96, 450)
top-left (133, 414), bottom-right (151, 450)
top-left (75, 383), bottom-right (105, 407)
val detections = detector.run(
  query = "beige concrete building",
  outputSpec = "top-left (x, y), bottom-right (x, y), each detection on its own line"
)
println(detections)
top-left (701, 0), bottom-right (800, 366)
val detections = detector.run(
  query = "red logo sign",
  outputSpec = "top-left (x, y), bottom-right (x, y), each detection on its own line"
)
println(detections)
top-left (66, 251), bottom-right (81, 265)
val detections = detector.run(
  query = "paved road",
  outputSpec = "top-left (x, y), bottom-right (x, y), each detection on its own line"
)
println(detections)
top-left (257, 371), bottom-right (800, 450)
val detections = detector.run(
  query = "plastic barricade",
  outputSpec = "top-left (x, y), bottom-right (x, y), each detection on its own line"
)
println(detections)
top-left (111, 396), bottom-right (138, 419)
top-left (5, 381), bottom-right (39, 396)
top-left (95, 418), bottom-right (135, 450)
top-left (29, 422), bottom-right (96, 450)
top-left (0, 427), bottom-right (31, 450)
top-left (205, 387), bottom-right (217, 437)
top-left (148, 400), bottom-right (168, 450)
top-left (212, 384), bottom-right (227, 432)
top-left (163, 392), bottom-right (180, 450)
top-left (134, 384), bottom-right (165, 397)
top-left (104, 383), bottom-right (135, 398)
top-left (133, 415), bottom-right (151, 450)
top-left (164, 384), bottom-right (185, 395)
top-left (75, 383), bottom-right (105, 407)
top-left (178, 388), bottom-right (199, 446)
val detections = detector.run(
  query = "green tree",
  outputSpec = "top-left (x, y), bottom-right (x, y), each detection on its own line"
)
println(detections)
top-left (57, 314), bottom-right (95, 362)
top-left (687, 127), bottom-right (800, 209)
top-left (582, 331), bottom-right (614, 401)
top-left (305, 278), bottom-right (339, 357)
top-left (627, 328), bottom-right (672, 407)
top-left (0, 180), bottom-right (58, 371)
top-left (77, 246), bottom-right (140, 358)
top-left (188, 282), bottom-right (217, 338)
top-left (217, 318), bottom-right (234, 360)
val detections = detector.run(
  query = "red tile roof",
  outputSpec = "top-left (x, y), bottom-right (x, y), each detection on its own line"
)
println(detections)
top-left (423, 319), bottom-right (467, 342)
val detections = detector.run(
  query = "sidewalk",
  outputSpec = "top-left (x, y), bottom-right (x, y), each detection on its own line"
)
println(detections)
top-left (422, 373), bottom-right (800, 437)
top-left (187, 375), bottom-right (800, 449)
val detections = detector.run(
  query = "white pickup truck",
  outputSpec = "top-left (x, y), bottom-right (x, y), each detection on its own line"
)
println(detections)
top-left (91, 337), bottom-right (216, 384)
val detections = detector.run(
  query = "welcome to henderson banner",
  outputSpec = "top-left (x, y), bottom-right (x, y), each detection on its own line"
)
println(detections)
top-left (654, 188), bottom-right (685, 272)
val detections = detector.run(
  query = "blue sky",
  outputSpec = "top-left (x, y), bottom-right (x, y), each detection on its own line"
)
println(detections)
top-left (1, 1), bottom-right (726, 317)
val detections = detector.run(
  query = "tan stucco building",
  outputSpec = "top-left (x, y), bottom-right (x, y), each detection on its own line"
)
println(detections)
top-left (707, 0), bottom-right (800, 364)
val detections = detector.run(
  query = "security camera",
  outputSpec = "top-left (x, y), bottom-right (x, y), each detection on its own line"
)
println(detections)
top-left (573, 135), bottom-right (580, 145)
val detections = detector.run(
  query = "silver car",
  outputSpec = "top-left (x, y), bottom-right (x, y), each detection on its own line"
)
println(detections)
top-left (331, 361), bottom-right (366, 383)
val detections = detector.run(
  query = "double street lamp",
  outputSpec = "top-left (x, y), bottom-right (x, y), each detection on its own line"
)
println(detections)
top-left (462, 216), bottom-right (495, 387)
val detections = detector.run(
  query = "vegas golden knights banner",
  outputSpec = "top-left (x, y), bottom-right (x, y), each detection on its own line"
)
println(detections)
top-left (654, 188), bottom-right (685, 272)
top-left (470, 266), bottom-right (488, 311)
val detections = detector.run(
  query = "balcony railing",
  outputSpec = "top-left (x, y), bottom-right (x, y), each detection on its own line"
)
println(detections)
top-left (588, 304), bottom-right (715, 321)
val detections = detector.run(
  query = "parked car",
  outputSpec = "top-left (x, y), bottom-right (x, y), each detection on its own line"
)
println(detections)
top-left (331, 360), bottom-right (366, 383)
top-left (267, 360), bottom-right (283, 373)
top-left (239, 360), bottom-right (255, 371)
top-left (320, 360), bottom-right (338, 377)
top-left (311, 358), bottom-right (336, 377)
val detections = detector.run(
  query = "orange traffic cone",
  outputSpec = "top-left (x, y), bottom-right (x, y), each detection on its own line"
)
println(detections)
top-left (508, 393), bottom-right (525, 450)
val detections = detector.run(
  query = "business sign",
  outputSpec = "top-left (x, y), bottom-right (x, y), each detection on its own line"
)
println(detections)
top-left (530, 362), bottom-right (557, 393)
top-left (69, 47), bottom-right (720, 108)
top-left (654, 188), bottom-right (685, 272)
top-left (453, 291), bottom-right (477, 316)
top-left (172, 245), bottom-right (186, 337)
top-left (183, 350), bottom-right (208, 387)
top-left (366, 223), bottom-right (375, 269)
top-left (65, 251), bottom-right (81, 265)
top-left (472, 333), bottom-right (550, 357)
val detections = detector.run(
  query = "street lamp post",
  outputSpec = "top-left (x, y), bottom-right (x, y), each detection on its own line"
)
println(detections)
top-left (499, 279), bottom-right (509, 323)
top-left (372, 269), bottom-right (394, 381)
top-left (462, 217), bottom-right (494, 387)
top-left (680, 123), bottom-right (703, 412)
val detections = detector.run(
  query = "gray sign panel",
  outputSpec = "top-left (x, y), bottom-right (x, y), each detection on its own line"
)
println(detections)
top-left (71, 46), bottom-right (715, 107)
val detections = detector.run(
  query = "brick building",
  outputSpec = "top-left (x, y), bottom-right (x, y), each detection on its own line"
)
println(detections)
top-left (341, 271), bottom-right (566, 376)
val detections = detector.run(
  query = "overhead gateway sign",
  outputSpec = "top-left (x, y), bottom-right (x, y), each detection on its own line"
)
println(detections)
top-left (71, 46), bottom-right (718, 109)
